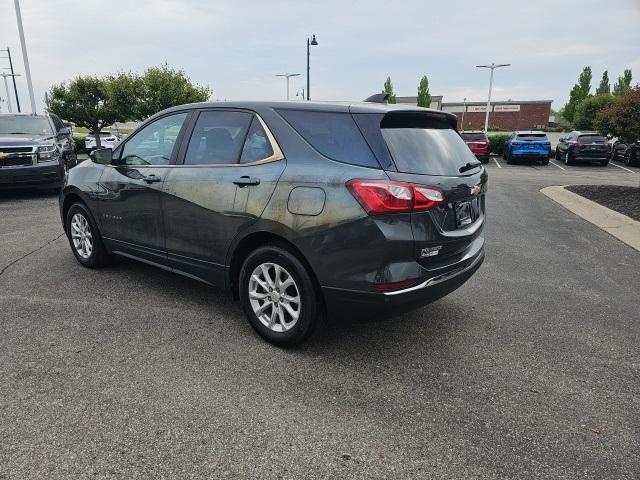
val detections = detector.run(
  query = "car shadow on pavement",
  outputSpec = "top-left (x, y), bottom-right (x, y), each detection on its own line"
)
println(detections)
top-left (104, 256), bottom-right (465, 356)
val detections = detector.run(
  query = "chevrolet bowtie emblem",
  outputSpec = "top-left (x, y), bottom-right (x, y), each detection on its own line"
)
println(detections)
top-left (470, 184), bottom-right (482, 196)
top-left (0, 152), bottom-right (6, 160)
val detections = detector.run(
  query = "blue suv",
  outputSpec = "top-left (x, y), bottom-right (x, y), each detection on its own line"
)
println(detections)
top-left (503, 131), bottom-right (551, 165)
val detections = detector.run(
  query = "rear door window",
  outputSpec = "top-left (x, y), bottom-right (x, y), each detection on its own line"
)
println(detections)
top-left (278, 110), bottom-right (380, 168)
top-left (184, 111), bottom-right (253, 165)
top-left (240, 116), bottom-right (274, 163)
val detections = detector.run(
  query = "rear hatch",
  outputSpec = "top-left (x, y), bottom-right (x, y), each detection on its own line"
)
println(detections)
top-left (461, 132), bottom-right (490, 155)
top-left (354, 110), bottom-right (487, 272)
top-left (574, 134), bottom-right (609, 158)
top-left (511, 133), bottom-right (550, 156)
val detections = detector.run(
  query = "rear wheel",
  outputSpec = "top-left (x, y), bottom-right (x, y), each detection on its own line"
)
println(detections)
top-left (239, 244), bottom-right (319, 347)
top-left (555, 148), bottom-right (560, 160)
top-left (600, 159), bottom-right (609, 166)
top-left (505, 148), bottom-right (514, 164)
top-left (65, 202), bottom-right (111, 268)
top-left (541, 158), bottom-right (549, 166)
top-left (564, 151), bottom-right (572, 166)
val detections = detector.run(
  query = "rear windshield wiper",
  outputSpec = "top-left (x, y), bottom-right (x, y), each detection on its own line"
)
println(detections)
top-left (459, 161), bottom-right (482, 173)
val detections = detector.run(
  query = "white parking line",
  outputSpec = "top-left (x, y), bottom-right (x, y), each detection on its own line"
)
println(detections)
top-left (609, 162), bottom-right (637, 174)
top-left (548, 160), bottom-right (566, 171)
top-left (492, 158), bottom-right (502, 169)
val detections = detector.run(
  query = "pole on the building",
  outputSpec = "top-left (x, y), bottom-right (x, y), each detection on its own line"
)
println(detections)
top-left (6, 48), bottom-right (20, 112)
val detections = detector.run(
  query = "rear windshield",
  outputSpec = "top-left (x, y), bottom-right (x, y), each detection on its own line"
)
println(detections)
top-left (382, 127), bottom-right (478, 175)
top-left (460, 132), bottom-right (486, 141)
top-left (516, 133), bottom-right (548, 140)
top-left (578, 135), bottom-right (607, 143)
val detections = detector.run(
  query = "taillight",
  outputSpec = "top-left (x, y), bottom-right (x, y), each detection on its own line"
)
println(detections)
top-left (346, 179), bottom-right (445, 215)
top-left (511, 141), bottom-right (520, 146)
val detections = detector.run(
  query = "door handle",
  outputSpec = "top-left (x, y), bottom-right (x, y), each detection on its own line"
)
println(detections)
top-left (143, 174), bottom-right (162, 184)
top-left (233, 176), bottom-right (260, 187)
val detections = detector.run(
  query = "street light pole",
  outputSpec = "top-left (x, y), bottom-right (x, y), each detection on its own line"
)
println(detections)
top-left (476, 63), bottom-right (510, 132)
top-left (461, 97), bottom-right (467, 130)
top-left (306, 34), bottom-right (318, 101)
top-left (13, 0), bottom-right (37, 114)
top-left (275, 73), bottom-right (301, 100)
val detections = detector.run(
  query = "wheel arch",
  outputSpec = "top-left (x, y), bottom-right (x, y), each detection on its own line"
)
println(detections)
top-left (226, 230), bottom-right (324, 307)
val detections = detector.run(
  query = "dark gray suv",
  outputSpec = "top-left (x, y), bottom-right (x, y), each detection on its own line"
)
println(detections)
top-left (60, 101), bottom-right (487, 346)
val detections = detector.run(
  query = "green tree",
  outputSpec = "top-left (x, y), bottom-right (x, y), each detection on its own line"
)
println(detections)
top-left (47, 74), bottom-right (137, 148)
top-left (563, 66), bottom-right (592, 123)
top-left (135, 63), bottom-right (212, 119)
top-left (383, 76), bottom-right (396, 104)
top-left (612, 69), bottom-right (633, 96)
top-left (596, 86), bottom-right (640, 141)
top-left (595, 70), bottom-right (610, 95)
top-left (573, 94), bottom-right (614, 130)
top-left (416, 75), bottom-right (431, 108)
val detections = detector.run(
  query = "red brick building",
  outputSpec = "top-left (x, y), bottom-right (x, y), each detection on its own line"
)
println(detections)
top-left (442, 100), bottom-right (553, 131)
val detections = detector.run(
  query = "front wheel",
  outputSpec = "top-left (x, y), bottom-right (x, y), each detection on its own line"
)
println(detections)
top-left (65, 202), bottom-right (111, 268)
top-left (239, 244), bottom-right (320, 347)
top-left (555, 148), bottom-right (560, 160)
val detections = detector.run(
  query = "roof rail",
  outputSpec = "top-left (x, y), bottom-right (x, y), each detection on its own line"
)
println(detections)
top-left (363, 93), bottom-right (390, 104)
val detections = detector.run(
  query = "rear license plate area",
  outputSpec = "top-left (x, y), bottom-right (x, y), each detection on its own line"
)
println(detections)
top-left (455, 197), bottom-right (481, 228)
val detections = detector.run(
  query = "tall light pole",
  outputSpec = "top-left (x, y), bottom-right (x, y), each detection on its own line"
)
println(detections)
top-left (476, 63), bottom-right (510, 132)
top-left (461, 97), bottom-right (467, 130)
top-left (1, 73), bottom-right (21, 112)
top-left (13, 0), bottom-right (37, 114)
top-left (306, 34), bottom-right (318, 101)
top-left (275, 73), bottom-right (300, 100)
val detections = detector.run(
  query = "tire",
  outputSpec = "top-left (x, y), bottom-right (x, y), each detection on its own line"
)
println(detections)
top-left (239, 244), bottom-right (320, 347)
top-left (625, 152), bottom-right (632, 166)
top-left (480, 156), bottom-right (489, 164)
top-left (564, 151), bottom-right (572, 166)
top-left (505, 149), bottom-right (514, 164)
top-left (555, 148), bottom-right (560, 161)
top-left (600, 159), bottom-right (609, 167)
top-left (541, 158), bottom-right (549, 166)
top-left (65, 202), bottom-right (111, 268)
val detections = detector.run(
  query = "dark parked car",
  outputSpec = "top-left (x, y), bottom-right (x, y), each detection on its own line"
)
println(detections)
top-left (555, 131), bottom-right (610, 166)
top-left (503, 131), bottom-right (551, 165)
top-left (0, 113), bottom-right (76, 190)
top-left (60, 101), bottom-right (487, 346)
top-left (460, 131), bottom-right (490, 163)
top-left (611, 139), bottom-right (640, 166)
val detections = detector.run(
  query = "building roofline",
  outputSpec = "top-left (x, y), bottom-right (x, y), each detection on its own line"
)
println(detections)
top-left (443, 100), bottom-right (553, 106)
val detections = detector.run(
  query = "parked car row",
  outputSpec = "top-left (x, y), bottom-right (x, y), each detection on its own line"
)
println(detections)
top-left (555, 131), bottom-right (611, 166)
top-left (610, 139), bottom-right (640, 166)
top-left (85, 131), bottom-right (124, 151)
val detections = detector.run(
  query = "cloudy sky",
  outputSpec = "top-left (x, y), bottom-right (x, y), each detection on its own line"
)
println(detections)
top-left (1, 0), bottom-right (639, 113)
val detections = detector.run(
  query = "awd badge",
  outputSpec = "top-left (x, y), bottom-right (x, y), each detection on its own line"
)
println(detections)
top-left (420, 245), bottom-right (442, 258)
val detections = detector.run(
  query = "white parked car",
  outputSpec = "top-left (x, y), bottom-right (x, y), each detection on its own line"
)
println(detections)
top-left (85, 131), bottom-right (124, 151)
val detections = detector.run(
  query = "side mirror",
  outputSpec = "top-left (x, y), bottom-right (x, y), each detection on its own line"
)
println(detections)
top-left (58, 127), bottom-right (71, 137)
top-left (558, 137), bottom-right (565, 142)
top-left (91, 147), bottom-right (114, 165)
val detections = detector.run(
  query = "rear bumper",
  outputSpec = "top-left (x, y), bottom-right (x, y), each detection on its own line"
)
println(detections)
top-left (0, 163), bottom-right (64, 189)
top-left (512, 152), bottom-right (549, 159)
top-left (322, 236), bottom-right (485, 319)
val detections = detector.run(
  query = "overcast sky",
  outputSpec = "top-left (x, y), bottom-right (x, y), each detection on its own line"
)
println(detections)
top-left (1, 0), bottom-right (639, 113)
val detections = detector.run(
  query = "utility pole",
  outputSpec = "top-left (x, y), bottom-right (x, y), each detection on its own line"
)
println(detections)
top-left (275, 73), bottom-right (301, 100)
top-left (1, 73), bottom-right (20, 113)
top-left (13, 0), bottom-right (37, 114)
top-left (476, 63), bottom-right (510, 132)
top-left (0, 48), bottom-right (20, 112)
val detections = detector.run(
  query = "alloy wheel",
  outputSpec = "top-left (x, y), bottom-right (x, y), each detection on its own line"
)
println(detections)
top-left (70, 213), bottom-right (93, 259)
top-left (248, 262), bottom-right (301, 333)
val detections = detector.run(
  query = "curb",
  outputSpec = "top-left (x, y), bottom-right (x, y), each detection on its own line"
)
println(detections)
top-left (541, 186), bottom-right (640, 252)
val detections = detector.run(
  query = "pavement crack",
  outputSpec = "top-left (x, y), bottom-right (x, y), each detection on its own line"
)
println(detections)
top-left (0, 233), bottom-right (65, 277)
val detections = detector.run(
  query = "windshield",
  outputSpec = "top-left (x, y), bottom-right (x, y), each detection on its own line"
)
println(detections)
top-left (382, 127), bottom-right (479, 176)
top-left (578, 135), bottom-right (607, 143)
top-left (0, 115), bottom-right (53, 135)
top-left (460, 133), bottom-right (487, 141)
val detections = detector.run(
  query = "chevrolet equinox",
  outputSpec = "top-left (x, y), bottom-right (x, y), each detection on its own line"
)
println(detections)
top-left (60, 101), bottom-right (487, 346)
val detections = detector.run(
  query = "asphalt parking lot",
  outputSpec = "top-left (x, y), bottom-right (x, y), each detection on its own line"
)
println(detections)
top-left (1, 160), bottom-right (639, 479)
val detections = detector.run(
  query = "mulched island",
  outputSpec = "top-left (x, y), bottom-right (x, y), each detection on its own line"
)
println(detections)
top-left (566, 184), bottom-right (640, 221)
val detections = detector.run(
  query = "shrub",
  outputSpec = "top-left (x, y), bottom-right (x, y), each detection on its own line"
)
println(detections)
top-left (487, 133), bottom-right (511, 155)
top-left (573, 94), bottom-right (614, 130)
top-left (73, 135), bottom-right (87, 153)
